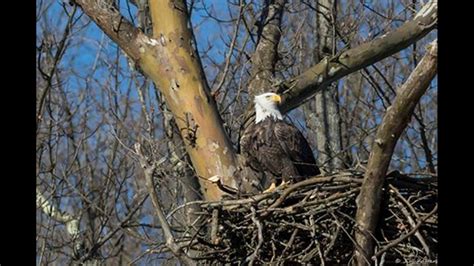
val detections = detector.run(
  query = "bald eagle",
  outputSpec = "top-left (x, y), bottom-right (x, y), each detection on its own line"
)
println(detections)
top-left (240, 92), bottom-right (320, 193)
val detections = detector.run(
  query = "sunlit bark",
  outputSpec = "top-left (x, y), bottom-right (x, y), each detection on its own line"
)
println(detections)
top-left (74, 0), bottom-right (238, 200)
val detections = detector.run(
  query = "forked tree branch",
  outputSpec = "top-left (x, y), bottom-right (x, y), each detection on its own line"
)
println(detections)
top-left (353, 39), bottom-right (437, 265)
top-left (247, 0), bottom-right (287, 97)
top-left (73, 0), bottom-right (142, 61)
top-left (279, 0), bottom-right (437, 113)
top-left (241, 0), bottom-right (287, 131)
top-left (74, 0), bottom-right (239, 201)
top-left (134, 143), bottom-right (197, 266)
top-left (37, 188), bottom-right (80, 237)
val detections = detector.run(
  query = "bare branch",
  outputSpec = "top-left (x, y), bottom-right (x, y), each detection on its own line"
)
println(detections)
top-left (279, 0), bottom-right (437, 113)
top-left (247, 0), bottom-right (287, 96)
top-left (37, 188), bottom-right (79, 236)
top-left (74, 0), bottom-right (142, 61)
top-left (134, 143), bottom-right (197, 266)
top-left (353, 39), bottom-right (437, 264)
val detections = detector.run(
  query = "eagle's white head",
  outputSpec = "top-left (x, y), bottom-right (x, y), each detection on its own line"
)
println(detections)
top-left (254, 92), bottom-right (283, 123)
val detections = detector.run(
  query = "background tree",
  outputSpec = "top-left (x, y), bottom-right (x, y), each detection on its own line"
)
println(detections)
top-left (36, 0), bottom-right (437, 264)
top-left (304, 0), bottom-right (345, 173)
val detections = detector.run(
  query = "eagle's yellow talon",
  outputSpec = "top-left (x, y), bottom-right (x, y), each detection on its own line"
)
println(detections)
top-left (263, 181), bottom-right (289, 193)
top-left (279, 180), bottom-right (288, 189)
top-left (263, 182), bottom-right (277, 193)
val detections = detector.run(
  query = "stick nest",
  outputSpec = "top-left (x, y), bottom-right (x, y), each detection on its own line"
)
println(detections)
top-left (176, 171), bottom-right (437, 264)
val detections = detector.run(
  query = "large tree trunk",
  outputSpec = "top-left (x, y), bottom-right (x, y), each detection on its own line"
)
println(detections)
top-left (74, 0), bottom-right (238, 201)
top-left (305, 0), bottom-right (344, 172)
top-left (246, 0), bottom-right (286, 97)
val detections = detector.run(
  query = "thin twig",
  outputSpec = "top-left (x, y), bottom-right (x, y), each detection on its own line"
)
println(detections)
top-left (246, 206), bottom-right (264, 265)
top-left (372, 204), bottom-right (437, 260)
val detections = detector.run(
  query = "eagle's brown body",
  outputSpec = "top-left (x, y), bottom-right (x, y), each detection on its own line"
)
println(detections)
top-left (240, 117), bottom-right (320, 190)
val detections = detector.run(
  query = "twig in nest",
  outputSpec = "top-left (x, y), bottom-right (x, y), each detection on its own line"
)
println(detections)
top-left (330, 212), bottom-right (372, 265)
top-left (309, 214), bottom-right (326, 265)
top-left (389, 185), bottom-right (431, 257)
top-left (372, 204), bottom-right (438, 260)
top-left (324, 221), bottom-right (341, 257)
top-left (210, 209), bottom-right (219, 244)
top-left (279, 228), bottom-right (299, 260)
top-left (261, 174), bottom-right (362, 216)
top-left (316, 239), bottom-right (326, 266)
top-left (246, 206), bottom-right (263, 266)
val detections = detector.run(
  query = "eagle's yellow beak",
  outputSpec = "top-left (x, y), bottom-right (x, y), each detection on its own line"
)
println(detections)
top-left (271, 94), bottom-right (282, 104)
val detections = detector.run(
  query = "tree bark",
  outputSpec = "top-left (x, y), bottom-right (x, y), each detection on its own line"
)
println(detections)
top-left (247, 0), bottom-right (286, 97)
top-left (240, 0), bottom-right (287, 133)
top-left (353, 39), bottom-right (437, 265)
top-left (74, 0), bottom-right (238, 200)
top-left (278, 0), bottom-right (437, 114)
top-left (305, 0), bottom-right (344, 172)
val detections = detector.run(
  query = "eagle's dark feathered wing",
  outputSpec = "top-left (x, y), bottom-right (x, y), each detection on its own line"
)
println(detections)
top-left (273, 121), bottom-right (320, 178)
top-left (240, 118), bottom-right (320, 190)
